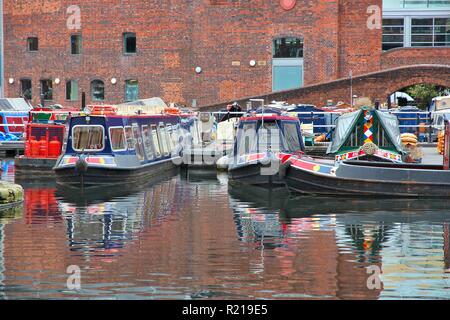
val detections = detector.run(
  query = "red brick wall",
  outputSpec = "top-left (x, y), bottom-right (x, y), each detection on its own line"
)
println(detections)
top-left (381, 47), bottom-right (450, 69)
top-left (4, 0), bottom-right (192, 108)
top-left (4, 0), bottom-right (445, 109)
top-left (337, 0), bottom-right (383, 77)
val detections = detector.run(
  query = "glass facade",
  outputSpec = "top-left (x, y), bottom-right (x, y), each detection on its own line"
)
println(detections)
top-left (384, 0), bottom-right (450, 8)
top-left (383, 18), bottom-right (450, 49)
top-left (382, 18), bottom-right (405, 50)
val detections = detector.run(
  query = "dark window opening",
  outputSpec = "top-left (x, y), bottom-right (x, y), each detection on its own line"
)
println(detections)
top-left (27, 37), bottom-right (38, 52)
top-left (273, 37), bottom-right (303, 58)
top-left (91, 80), bottom-right (105, 101)
top-left (66, 80), bottom-right (79, 101)
top-left (125, 79), bottom-right (139, 102)
top-left (71, 34), bottom-right (82, 54)
top-left (123, 32), bottom-right (137, 54)
top-left (40, 79), bottom-right (53, 101)
top-left (20, 79), bottom-right (32, 100)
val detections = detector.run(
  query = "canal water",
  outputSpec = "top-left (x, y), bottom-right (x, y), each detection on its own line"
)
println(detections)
top-left (0, 159), bottom-right (450, 300)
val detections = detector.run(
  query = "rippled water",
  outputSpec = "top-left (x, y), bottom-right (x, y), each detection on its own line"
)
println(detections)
top-left (1, 159), bottom-right (450, 300)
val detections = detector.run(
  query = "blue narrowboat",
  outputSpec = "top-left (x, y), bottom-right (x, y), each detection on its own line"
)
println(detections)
top-left (54, 113), bottom-right (185, 188)
top-left (228, 112), bottom-right (305, 189)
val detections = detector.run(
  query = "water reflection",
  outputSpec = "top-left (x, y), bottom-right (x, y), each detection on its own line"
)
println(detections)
top-left (0, 162), bottom-right (449, 299)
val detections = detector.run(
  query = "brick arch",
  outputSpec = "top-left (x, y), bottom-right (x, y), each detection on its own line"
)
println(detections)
top-left (204, 64), bottom-right (450, 110)
top-left (383, 77), bottom-right (450, 99)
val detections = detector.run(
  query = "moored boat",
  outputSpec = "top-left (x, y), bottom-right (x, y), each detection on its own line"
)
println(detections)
top-left (282, 120), bottom-right (450, 197)
top-left (54, 110), bottom-right (185, 189)
top-left (228, 111), bottom-right (304, 189)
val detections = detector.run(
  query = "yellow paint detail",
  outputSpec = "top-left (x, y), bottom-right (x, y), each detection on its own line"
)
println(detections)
top-left (313, 165), bottom-right (321, 172)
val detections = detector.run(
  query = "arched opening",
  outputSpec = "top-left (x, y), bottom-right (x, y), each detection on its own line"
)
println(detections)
top-left (91, 80), bottom-right (105, 101)
top-left (385, 81), bottom-right (450, 141)
top-left (387, 82), bottom-right (450, 110)
top-left (272, 37), bottom-right (304, 92)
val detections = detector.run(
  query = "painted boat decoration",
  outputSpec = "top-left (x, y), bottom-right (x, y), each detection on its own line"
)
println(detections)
top-left (282, 120), bottom-right (450, 197)
top-left (228, 112), bottom-right (305, 189)
top-left (327, 107), bottom-right (405, 163)
top-left (54, 112), bottom-right (185, 189)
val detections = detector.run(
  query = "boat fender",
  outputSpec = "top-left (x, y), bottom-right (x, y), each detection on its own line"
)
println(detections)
top-left (216, 155), bottom-right (230, 171)
top-left (75, 156), bottom-right (88, 174)
top-left (279, 160), bottom-right (291, 178)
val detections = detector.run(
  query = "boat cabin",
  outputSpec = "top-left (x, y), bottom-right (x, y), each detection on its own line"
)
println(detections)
top-left (327, 107), bottom-right (404, 163)
top-left (233, 114), bottom-right (305, 163)
top-left (60, 114), bottom-right (182, 164)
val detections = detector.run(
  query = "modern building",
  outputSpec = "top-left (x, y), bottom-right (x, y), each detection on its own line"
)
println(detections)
top-left (2, 0), bottom-right (450, 108)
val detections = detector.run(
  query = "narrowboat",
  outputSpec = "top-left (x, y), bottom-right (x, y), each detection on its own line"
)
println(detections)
top-left (282, 120), bottom-right (450, 198)
top-left (327, 107), bottom-right (405, 163)
top-left (54, 111), bottom-right (185, 189)
top-left (228, 111), bottom-right (305, 189)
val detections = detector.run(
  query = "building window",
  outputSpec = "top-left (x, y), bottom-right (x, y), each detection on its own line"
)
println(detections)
top-left (272, 37), bottom-right (304, 91)
top-left (27, 37), bottom-right (38, 52)
top-left (125, 80), bottom-right (138, 102)
top-left (40, 79), bottom-right (53, 101)
top-left (20, 79), bottom-right (32, 100)
top-left (273, 37), bottom-right (303, 58)
top-left (382, 16), bottom-right (450, 50)
top-left (71, 34), bottom-right (82, 54)
top-left (91, 80), bottom-right (105, 101)
top-left (123, 32), bottom-right (136, 54)
top-left (411, 18), bottom-right (450, 47)
top-left (66, 80), bottom-right (79, 101)
top-left (382, 18), bottom-right (405, 50)
top-left (384, 0), bottom-right (450, 9)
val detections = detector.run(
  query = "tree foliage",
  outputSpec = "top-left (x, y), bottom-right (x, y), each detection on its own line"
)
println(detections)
top-left (405, 84), bottom-right (449, 109)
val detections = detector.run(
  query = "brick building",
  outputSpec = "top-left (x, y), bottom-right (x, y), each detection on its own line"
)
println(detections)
top-left (3, 0), bottom-right (450, 108)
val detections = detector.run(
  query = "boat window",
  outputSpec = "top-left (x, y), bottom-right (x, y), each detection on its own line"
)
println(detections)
top-left (142, 125), bottom-right (154, 160)
top-left (72, 125), bottom-right (104, 152)
top-left (124, 126), bottom-right (134, 150)
top-left (158, 124), bottom-right (169, 156)
top-left (163, 125), bottom-right (174, 153)
top-left (283, 122), bottom-right (301, 152)
top-left (109, 127), bottom-right (127, 151)
top-left (132, 124), bottom-right (145, 161)
top-left (168, 124), bottom-right (180, 148)
top-left (258, 122), bottom-right (282, 153)
top-left (237, 122), bottom-right (257, 157)
top-left (151, 125), bottom-right (162, 158)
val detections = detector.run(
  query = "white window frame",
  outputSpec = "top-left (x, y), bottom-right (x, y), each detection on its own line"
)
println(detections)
top-left (383, 9), bottom-right (450, 49)
top-left (72, 125), bottom-right (105, 152)
top-left (158, 123), bottom-right (169, 156)
top-left (142, 124), bottom-right (155, 160)
top-left (151, 124), bottom-right (162, 158)
top-left (108, 126), bottom-right (127, 152)
top-left (124, 125), bottom-right (134, 150)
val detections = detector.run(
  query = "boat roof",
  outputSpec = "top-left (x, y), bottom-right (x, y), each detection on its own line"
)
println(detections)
top-left (241, 114), bottom-right (299, 122)
top-left (0, 98), bottom-right (33, 112)
top-left (327, 107), bottom-right (403, 154)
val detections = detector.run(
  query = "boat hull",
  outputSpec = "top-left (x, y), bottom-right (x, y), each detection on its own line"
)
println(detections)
top-left (285, 158), bottom-right (450, 197)
top-left (228, 162), bottom-right (286, 190)
top-left (55, 159), bottom-right (179, 189)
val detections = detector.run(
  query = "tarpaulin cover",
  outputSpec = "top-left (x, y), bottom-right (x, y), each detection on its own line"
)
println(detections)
top-left (327, 109), bottom-right (362, 154)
